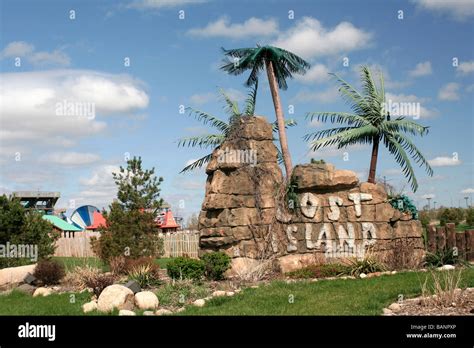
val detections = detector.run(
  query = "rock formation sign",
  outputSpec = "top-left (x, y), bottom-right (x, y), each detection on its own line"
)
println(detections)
top-left (198, 116), bottom-right (425, 273)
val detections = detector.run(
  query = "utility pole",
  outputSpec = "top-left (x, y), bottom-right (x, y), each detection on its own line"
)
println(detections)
top-left (465, 196), bottom-right (469, 208)
top-left (427, 197), bottom-right (432, 210)
top-left (433, 201), bottom-right (437, 210)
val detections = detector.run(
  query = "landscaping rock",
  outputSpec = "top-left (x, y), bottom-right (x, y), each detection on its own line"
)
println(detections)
top-left (143, 311), bottom-right (155, 316)
top-left (135, 291), bottom-right (159, 310)
top-left (124, 280), bottom-right (141, 294)
top-left (438, 265), bottom-right (455, 271)
top-left (277, 254), bottom-right (320, 274)
top-left (0, 264), bottom-right (36, 287)
top-left (97, 284), bottom-right (135, 313)
top-left (82, 301), bottom-right (97, 313)
top-left (212, 290), bottom-right (227, 297)
top-left (193, 299), bottom-right (206, 307)
top-left (155, 309), bottom-right (173, 316)
top-left (176, 307), bottom-right (185, 313)
top-left (359, 273), bottom-right (367, 279)
top-left (33, 287), bottom-right (53, 297)
top-left (118, 309), bottom-right (136, 316)
top-left (23, 273), bottom-right (37, 285)
top-left (226, 291), bottom-right (235, 296)
top-left (388, 303), bottom-right (401, 312)
top-left (16, 283), bottom-right (36, 295)
top-left (383, 308), bottom-right (393, 315)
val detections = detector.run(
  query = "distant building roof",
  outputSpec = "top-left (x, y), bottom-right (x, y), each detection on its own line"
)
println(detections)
top-left (43, 215), bottom-right (82, 232)
top-left (158, 211), bottom-right (179, 229)
top-left (86, 211), bottom-right (106, 230)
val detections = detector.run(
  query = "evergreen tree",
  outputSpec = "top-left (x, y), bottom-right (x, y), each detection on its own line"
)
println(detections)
top-left (92, 157), bottom-right (164, 262)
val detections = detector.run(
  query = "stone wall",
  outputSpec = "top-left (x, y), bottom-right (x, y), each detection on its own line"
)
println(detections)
top-left (198, 116), bottom-right (425, 273)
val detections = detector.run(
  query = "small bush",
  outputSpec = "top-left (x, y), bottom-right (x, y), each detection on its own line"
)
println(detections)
top-left (345, 256), bottom-right (386, 276)
top-left (439, 208), bottom-right (462, 226)
top-left (33, 259), bottom-right (65, 285)
top-left (84, 272), bottom-right (115, 297)
top-left (167, 257), bottom-right (205, 281)
top-left (201, 252), bottom-right (231, 280)
top-left (466, 208), bottom-right (474, 227)
top-left (128, 264), bottom-right (161, 288)
top-left (424, 249), bottom-right (466, 268)
top-left (286, 263), bottom-right (350, 279)
top-left (63, 265), bottom-right (115, 296)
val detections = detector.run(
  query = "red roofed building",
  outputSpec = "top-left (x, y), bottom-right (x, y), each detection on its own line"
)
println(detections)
top-left (86, 211), bottom-right (107, 230)
top-left (156, 210), bottom-right (179, 233)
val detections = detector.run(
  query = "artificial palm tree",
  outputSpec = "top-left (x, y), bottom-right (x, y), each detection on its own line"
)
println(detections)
top-left (220, 45), bottom-right (310, 178)
top-left (178, 82), bottom-right (296, 173)
top-left (304, 66), bottom-right (433, 192)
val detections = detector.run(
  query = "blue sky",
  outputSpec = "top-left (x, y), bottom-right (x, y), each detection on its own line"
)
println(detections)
top-left (1, 0), bottom-right (473, 220)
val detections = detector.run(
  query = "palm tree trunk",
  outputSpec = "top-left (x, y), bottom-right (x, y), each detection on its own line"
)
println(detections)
top-left (265, 60), bottom-right (293, 179)
top-left (368, 136), bottom-right (379, 183)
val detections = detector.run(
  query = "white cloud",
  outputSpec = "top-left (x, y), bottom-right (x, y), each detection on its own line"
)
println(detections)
top-left (295, 64), bottom-right (330, 83)
top-left (0, 69), bottom-right (149, 172)
top-left (74, 164), bottom-right (120, 207)
top-left (1, 41), bottom-right (70, 66)
top-left (438, 82), bottom-right (460, 101)
top-left (128, 0), bottom-right (208, 9)
top-left (383, 168), bottom-right (403, 176)
top-left (272, 17), bottom-right (372, 60)
top-left (421, 193), bottom-right (436, 199)
top-left (188, 17), bottom-right (278, 39)
top-left (457, 61), bottom-right (474, 75)
top-left (40, 152), bottom-right (101, 166)
top-left (409, 61), bottom-right (432, 77)
top-left (428, 156), bottom-right (462, 167)
top-left (385, 92), bottom-right (438, 118)
top-left (414, 0), bottom-right (474, 20)
top-left (189, 92), bottom-right (216, 105)
top-left (461, 188), bottom-right (474, 194)
top-left (292, 86), bottom-right (339, 103)
top-left (1, 41), bottom-right (34, 57)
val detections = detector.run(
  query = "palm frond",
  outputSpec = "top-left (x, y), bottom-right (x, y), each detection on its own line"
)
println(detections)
top-left (272, 118), bottom-right (297, 132)
top-left (384, 119), bottom-right (429, 136)
top-left (218, 88), bottom-right (240, 118)
top-left (180, 153), bottom-right (213, 173)
top-left (309, 125), bottom-right (378, 151)
top-left (389, 132), bottom-right (434, 177)
top-left (384, 135), bottom-right (419, 192)
top-left (305, 112), bottom-right (369, 127)
top-left (185, 107), bottom-right (229, 134)
top-left (243, 79), bottom-right (258, 116)
top-left (176, 134), bottom-right (225, 149)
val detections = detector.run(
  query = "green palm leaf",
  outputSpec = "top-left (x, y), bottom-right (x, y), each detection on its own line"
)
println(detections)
top-left (180, 153), bottom-right (213, 173)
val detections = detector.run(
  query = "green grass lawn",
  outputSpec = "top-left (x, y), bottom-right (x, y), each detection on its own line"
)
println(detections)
top-left (181, 268), bottom-right (474, 316)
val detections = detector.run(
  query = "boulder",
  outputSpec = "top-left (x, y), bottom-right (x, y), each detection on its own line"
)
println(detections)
top-left (292, 164), bottom-right (358, 191)
top-left (276, 254), bottom-right (320, 274)
top-left (224, 257), bottom-right (262, 278)
top-left (193, 299), bottom-right (206, 307)
top-left (118, 309), bottom-right (136, 316)
top-left (82, 301), bottom-right (97, 313)
top-left (388, 303), bottom-right (401, 312)
top-left (97, 284), bottom-right (135, 313)
top-left (0, 264), bottom-right (36, 287)
top-left (212, 290), bottom-right (227, 297)
top-left (155, 308), bottom-right (173, 316)
top-left (143, 310), bottom-right (155, 316)
top-left (33, 287), bottom-right (53, 297)
top-left (134, 291), bottom-right (159, 310)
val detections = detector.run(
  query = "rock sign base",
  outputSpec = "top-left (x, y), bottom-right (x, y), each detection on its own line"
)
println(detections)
top-left (198, 116), bottom-right (425, 274)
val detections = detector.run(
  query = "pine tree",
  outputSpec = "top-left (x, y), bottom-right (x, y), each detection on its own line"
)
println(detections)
top-left (92, 157), bottom-right (164, 262)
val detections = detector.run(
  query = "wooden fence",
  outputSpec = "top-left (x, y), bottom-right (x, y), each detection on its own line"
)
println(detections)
top-left (426, 223), bottom-right (474, 261)
top-left (53, 230), bottom-right (200, 258)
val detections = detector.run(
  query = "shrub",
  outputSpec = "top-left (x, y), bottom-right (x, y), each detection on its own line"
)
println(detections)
top-left (33, 259), bottom-right (65, 285)
top-left (64, 265), bottom-right (115, 296)
top-left (128, 264), bottom-right (161, 288)
top-left (0, 195), bottom-right (59, 269)
top-left (167, 257), bottom-right (205, 281)
top-left (439, 208), bottom-right (461, 226)
top-left (424, 249), bottom-right (467, 268)
top-left (286, 263), bottom-right (350, 279)
top-left (418, 210), bottom-right (431, 228)
top-left (201, 252), bottom-right (231, 280)
top-left (465, 208), bottom-right (474, 227)
top-left (344, 256), bottom-right (386, 276)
